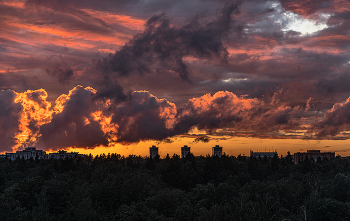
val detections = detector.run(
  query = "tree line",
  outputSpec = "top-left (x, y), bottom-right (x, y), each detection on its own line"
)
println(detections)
top-left (0, 153), bottom-right (350, 220)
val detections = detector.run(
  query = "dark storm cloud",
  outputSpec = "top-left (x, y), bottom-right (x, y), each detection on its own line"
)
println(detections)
top-left (93, 89), bottom-right (309, 144)
top-left (36, 87), bottom-right (175, 148)
top-left (97, 1), bottom-right (245, 81)
top-left (320, 11), bottom-right (350, 38)
top-left (0, 90), bottom-right (22, 152)
top-left (312, 97), bottom-right (350, 138)
top-left (173, 92), bottom-right (249, 134)
top-left (110, 41), bottom-right (347, 106)
top-left (181, 46), bottom-right (348, 109)
top-left (93, 82), bottom-right (128, 103)
top-left (4, 85), bottom-right (349, 151)
top-left (173, 91), bottom-right (307, 137)
top-left (38, 86), bottom-right (108, 149)
top-left (316, 74), bottom-right (350, 98)
top-left (105, 91), bottom-right (177, 143)
top-left (244, 105), bottom-right (302, 132)
top-left (38, 87), bottom-right (173, 147)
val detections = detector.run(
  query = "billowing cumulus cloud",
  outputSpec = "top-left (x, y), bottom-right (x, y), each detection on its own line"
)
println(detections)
top-left (0, 88), bottom-right (53, 152)
top-left (174, 91), bottom-right (305, 136)
top-left (4, 85), bottom-right (350, 152)
top-left (14, 89), bottom-right (52, 150)
top-left (37, 86), bottom-right (108, 150)
top-left (104, 91), bottom-right (177, 143)
top-left (174, 91), bottom-right (258, 133)
top-left (29, 86), bottom-right (177, 149)
top-left (312, 97), bottom-right (350, 138)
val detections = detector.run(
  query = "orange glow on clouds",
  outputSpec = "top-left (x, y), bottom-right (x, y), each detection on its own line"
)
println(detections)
top-left (188, 91), bottom-right (257, 114)
top-left (91, 110), bottom-right (119, 144)
top-left (0, 0), bottom-right (25, 8)
top-left (81, 9), bottom-right (146, 31)
top-left (6, 21), bottom-right (128, 50)
top-left (14, 89), bottom-right (52, 150)
top-left (2, 85), bottom-right (350, 157)
top-left (0, 1), bottom-right (146, 62)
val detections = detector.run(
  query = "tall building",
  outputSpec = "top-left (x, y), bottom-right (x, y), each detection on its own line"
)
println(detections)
top-left (150, 145), bottom-right (159, 159)
top-left (181, 145), bottom-right (191, 158)
top-left (294, 150), bottom-right (335, 164)
top-left (212, 145), bottom-right (222, 157)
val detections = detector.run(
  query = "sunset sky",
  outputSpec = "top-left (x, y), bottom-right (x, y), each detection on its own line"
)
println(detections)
top-left (1, 0), bottom-right (350, 157)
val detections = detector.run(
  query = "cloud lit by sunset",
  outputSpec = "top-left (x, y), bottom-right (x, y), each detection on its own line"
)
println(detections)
top-left (1, 0), bottom-right (350, 156)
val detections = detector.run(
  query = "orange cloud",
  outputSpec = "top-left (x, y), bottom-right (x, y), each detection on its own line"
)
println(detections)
top-left (0, 85), bottom-right (347, 152)
top-left (14, 89), bottom-right (52, 150)
top-left (81, 9), bottom-right (146, 31)
top-left (91, 110), bottom-right (119, 144)
top-left (0, 0), bottom-right (25, 8)
top-left (5, 21), bottom-right (128, 50)
top-left (331, 0), bottom-right (350, 13)
top-left (281, 0), bottom-right (350, 17)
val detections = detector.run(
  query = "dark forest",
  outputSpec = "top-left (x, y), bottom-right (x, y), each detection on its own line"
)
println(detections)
top-left (1, 153), bottom-right (350, 221)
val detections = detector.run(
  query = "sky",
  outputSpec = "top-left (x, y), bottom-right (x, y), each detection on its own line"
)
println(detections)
top-left (0, 0), bottom-right (350, 157)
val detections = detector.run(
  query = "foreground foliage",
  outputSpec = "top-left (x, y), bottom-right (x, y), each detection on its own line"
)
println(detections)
top-left (0, 153), bottom-right (350, 220)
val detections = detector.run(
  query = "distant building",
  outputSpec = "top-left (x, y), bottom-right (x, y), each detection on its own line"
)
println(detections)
top-left (0, 147), bottom-right (83, 160)
top-left (150, 145), bottom-right (159, 159)
top-left (212, 145), bottom-right (222, 157)
top-left (0, 147), bottom-right (46, 160)
top-left (49, 150), bottom-right (82, 159)
top-left (5, 153), bottom-right (17, 161)
top-left (250, 150), bottom-right (277, 158)
top-left (294, 150), bottom-right (335, 164)
top-left (181, 145), bottom-right (191, 158)
top-left (15, 147), bottom-right (46, 160)
top-left (1, 147), bottom-right (46, 160)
